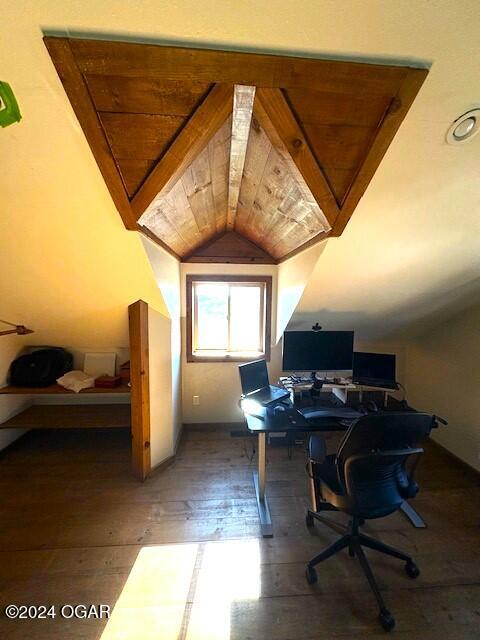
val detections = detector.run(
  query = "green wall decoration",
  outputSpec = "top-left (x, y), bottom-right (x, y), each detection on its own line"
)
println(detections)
top-left (0, 82), bottom-right (22, 128)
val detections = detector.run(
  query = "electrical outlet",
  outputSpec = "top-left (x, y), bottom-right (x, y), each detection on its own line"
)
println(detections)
top-left (193, 395), bottom-right (200, 406)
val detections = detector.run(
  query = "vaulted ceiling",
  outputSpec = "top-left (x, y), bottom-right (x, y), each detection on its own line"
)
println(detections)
top-left (45, 37), bottom-right (427, 263)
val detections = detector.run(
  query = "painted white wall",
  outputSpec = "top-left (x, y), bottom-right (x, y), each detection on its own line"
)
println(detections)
top-left (405, 301), bottom-right (480, 471)
top-left (276, 242), bottom-right (327, 342)
top-left (148, 307), bottom-right (175, 467)
top-left (142, 237), bottom-right (183, 449)
top-left (181, 263), bottom-right (278, 424)
top-left (0, 336), bottom-right (30, 451)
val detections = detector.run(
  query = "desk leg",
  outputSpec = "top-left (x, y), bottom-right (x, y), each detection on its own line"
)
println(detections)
top-left (253, 432), bottom-right (273, 537)
top-left (400, 501), bottom-right (426, 528)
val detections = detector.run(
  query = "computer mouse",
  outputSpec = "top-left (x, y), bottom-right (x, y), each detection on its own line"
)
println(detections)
top-left (274, 404), bottom-right (286, 414)
top-left (366, 400), bottom-right (379, 413)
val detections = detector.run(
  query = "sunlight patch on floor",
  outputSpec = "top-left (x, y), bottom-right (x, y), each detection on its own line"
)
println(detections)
top-left (186, 539), bottom-right (261, 640)
top-left (100, 543), bottom-right (198, 640)
top-left (99, 539), bottom-right (261, 640)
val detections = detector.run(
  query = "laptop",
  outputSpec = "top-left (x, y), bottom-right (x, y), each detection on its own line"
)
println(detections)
top-left (239, 359), bottom-right (290, 405)
top-left (352, 352), bottom-right (399, 390)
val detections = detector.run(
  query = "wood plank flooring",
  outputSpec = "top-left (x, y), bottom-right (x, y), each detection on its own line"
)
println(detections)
top-left (0, 426), bottom-right (479, 639)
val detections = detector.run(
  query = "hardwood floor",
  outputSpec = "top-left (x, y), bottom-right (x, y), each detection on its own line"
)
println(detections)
top-left (0, 426), bottom-right (479, 639)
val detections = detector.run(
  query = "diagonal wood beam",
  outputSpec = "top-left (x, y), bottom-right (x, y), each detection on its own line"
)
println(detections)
top-left (132, 83), bottom-right (234, 220)
top-left (330, 67), bottom-right (429, 236)
top-left (253, 87), bottom-right (339, 230)
top-left (227, 85), bottom-right (256, 230)
top-left (44, 37), bottom-right (137, 230)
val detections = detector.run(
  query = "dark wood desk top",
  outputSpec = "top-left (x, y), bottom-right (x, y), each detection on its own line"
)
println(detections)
top-left (243, 407), bottom-right (346, 433)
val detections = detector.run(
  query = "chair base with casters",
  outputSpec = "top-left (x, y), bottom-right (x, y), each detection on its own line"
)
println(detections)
top-left (305, 509), bottom-right (420, 631)
top-left (304, 413), bottom-right (434, 632)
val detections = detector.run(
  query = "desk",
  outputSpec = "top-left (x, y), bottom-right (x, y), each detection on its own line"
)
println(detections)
top-left (244, 407), bottom-right (346, 537)
top-left (243, 403), bottom-right (427, 537)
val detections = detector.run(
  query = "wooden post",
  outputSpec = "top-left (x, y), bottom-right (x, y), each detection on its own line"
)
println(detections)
top-left (128, 300), bottom-right (151, 480)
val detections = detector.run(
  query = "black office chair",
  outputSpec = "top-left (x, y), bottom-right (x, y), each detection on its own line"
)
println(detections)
top-left (305, 412), bottom-right (435, 632)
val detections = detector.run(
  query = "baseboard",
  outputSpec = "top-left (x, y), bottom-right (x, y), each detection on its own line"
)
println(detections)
top-left (173, 422), bottom-right (184, 451)
top-left (428, 436), bottom-right (480, 477)
top-left (183, 421), bottom-right (244, 431)
top-left (0, 429), bottom-right (32, 459)
top-left (149, 423), bottom-right (185, 477)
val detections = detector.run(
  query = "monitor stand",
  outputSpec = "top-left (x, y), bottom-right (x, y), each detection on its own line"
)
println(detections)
top-left (311, 372), bottom-right (324, 397)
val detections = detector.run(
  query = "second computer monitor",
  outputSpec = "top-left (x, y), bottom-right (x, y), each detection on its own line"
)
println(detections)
top-left (282, 330), bottom-right (354, 372)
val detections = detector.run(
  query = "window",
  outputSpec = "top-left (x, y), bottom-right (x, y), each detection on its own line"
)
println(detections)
top-left (186, 275), bottom-right (272, 362)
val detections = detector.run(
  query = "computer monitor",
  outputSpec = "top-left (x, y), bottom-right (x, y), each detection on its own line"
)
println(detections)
top-left (238, 359), bottom-right (269, 395)
top-left (352, 352), bottom-right (397, 388)
top-left (282, 331), bottom-right (354, 372)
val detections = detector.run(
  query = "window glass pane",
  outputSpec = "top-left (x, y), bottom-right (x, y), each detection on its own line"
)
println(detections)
top-left (229, 285), bottom-right (262, 352)
top-left (195, 283), bottom-right (228, 350)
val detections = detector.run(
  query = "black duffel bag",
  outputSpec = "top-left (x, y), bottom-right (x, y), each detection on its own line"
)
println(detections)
top-left (9, 348), bottom-right (73, 387)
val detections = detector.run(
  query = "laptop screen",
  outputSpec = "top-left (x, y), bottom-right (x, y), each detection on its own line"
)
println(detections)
top-left (352, 352), bottom-right (396, 384)
top-left (239, 359), bottom-right (269, 395)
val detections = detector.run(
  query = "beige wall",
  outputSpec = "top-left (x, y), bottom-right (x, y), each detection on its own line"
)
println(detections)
top-left (0, 336), bottom-right (29, 451)
top-left (405, 301), bottom-right (480, 471)
top-left (2, 1), bottom-right (479, 351)
top-left (1, 5), bottom-right (167, 353)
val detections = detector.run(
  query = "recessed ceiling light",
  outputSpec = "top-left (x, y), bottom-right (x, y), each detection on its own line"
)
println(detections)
top-left (446, 108), bottom-right (480, 145)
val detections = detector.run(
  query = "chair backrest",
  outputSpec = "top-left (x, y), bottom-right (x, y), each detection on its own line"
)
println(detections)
top-left (335, 412), bottom-right (434, 518)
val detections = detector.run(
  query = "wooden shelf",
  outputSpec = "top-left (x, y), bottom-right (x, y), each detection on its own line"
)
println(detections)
top-left (0, 404), bottom-right (131, 430)
top-left (0, 384), bottom-right (130, 395)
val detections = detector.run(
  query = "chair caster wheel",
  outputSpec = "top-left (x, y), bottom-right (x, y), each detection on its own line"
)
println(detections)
top-left (305, 512), bottom-right (315, 528)
top-left (405, 561), bottom-right (420, 579)
top-left (305, 565), bottom-right (317, 585)
top-left (379, 609), bottom-right (395, 632)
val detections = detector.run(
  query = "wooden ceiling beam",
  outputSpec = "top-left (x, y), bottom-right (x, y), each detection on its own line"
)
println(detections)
top-left (253, 88), bottom-right (339, 231)
top-left (330, 67), bottom-right (429, 236)
top-left (227, 85), bottom-right (256, 231)
top-left (69, 38), bottom-right (410, 97)
top-left (276, 230), bottom-right (330, 263)
top-left (44, 37), bottom-right (429, 261)
top-left (132, 83), bottom-right (234, 220)
top-left (137, 226), bottom-right (182, 261)
top-left (44, 37), bottom-right (137, 230)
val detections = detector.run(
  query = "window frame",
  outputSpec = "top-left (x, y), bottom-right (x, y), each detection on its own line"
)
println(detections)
top-left (186, 275), bottom-right (272, 363)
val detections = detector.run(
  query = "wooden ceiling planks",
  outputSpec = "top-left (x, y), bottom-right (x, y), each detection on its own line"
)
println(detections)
top-left (235, 116), bottom-right (329, 261)
top-left (139, 118), bottom-right (232, 257)
top-left (130, 83), bottom-right (234, 219)
top-left (227, 85), bottom-right (256, 230)
top-left (183, 231), bottom-right (275, 264)
top-left (85, 75), bottom-right (212, 197)
top-left (44, 36), bottom-right (428, 262)
top-left (208, 116), bottom-right (232, 234)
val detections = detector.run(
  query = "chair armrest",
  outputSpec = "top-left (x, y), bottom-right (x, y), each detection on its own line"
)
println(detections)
top-left (308, 435), bottom-right (327, 463)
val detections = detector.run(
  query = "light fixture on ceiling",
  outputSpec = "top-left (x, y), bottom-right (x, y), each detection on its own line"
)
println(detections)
top-left (446, 108), bottom-right (480, 145)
